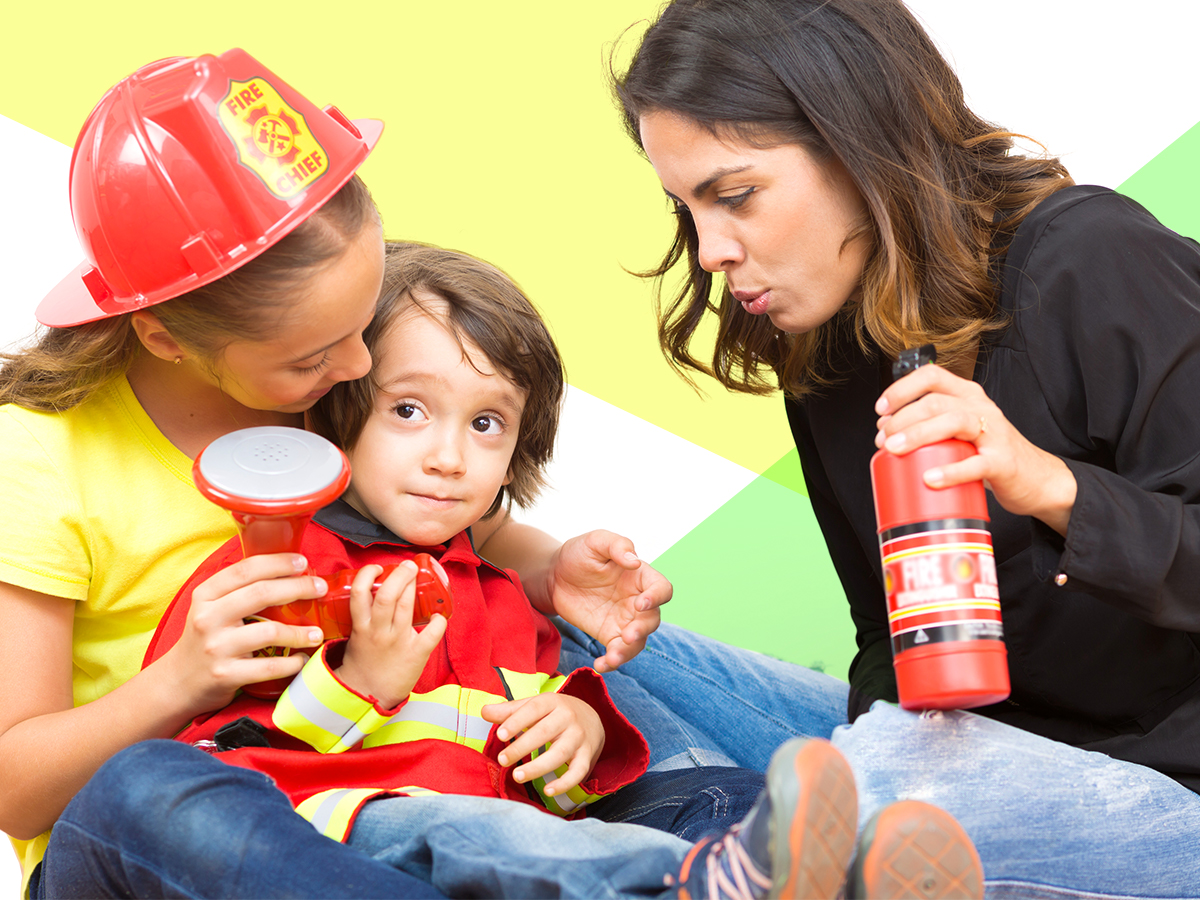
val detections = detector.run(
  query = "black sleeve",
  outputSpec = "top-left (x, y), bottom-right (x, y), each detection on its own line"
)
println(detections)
top-left (1008, 190), bottom-right (1200, 630)
top-left (786, 398), bottom-right (897, 716)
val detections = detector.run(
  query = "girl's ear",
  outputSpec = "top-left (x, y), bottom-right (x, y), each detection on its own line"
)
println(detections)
top-left (130, 309), bottom-right (187, 363)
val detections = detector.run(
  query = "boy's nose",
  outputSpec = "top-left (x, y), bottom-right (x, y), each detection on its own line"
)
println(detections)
top-left (424, 431), bottom-right (466, 476)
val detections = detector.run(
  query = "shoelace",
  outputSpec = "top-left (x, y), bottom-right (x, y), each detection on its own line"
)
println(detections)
top-left (704, 827), bottom-right (773, 900)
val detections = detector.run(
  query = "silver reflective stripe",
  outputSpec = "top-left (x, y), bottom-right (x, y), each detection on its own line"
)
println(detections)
top-left (307, 788), bottom-right (353, 835)
top-left (385, 700), bottom-right (492, 742)
top-left (342, 723), bottom-right (369, 748)
top-left (288, 672), bottom-right (358, 739)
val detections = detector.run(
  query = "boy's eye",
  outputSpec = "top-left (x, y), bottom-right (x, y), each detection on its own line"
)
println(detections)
top-left (395, 404), bottom-right (426, 421)
top-left (471, 415), bottom-right (501, 434)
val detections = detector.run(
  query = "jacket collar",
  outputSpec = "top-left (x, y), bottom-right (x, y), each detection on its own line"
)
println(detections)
top-left (312, 499), bottom-right (483, 568)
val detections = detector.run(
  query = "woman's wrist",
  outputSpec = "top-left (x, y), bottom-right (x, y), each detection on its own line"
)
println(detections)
top-left (1029, 453), bottom-right (1077, 538)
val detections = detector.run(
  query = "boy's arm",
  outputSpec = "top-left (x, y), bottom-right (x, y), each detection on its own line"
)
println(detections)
top-left (475, 513), bottom-right (671, 672)
top-left (273, 640), bottom-right (408, 754)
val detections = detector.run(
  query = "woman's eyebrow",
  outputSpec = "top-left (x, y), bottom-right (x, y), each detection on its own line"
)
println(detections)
top-left (690, 165), bottom-right (753, 199)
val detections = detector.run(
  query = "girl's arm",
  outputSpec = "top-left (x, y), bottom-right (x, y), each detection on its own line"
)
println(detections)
top-left (475, 513), bottom-right (672, 672)
top-left (0, 555), bottom-right (327, 839)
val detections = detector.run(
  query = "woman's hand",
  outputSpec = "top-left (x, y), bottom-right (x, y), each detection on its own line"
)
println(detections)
top-left (159, 553), bottom-right (332, 713)
top-left (875, 363), bottom-right (1077, 535)
top-left (482, 693), bottom-right (605, 797)
top-left (337, 562), bottom-right (447, 708)
top-left (543, 531), bottom-right (672, 673)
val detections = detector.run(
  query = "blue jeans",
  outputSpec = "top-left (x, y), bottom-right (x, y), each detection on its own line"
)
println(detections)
top-left (561, 620), bottom-right (1200, 899)
top-left (32, 741), bottom-right (447, 899)
top-left (30, 740), bottom-right (758, 899)
top-left (348, 795), bottom-right (686, 898)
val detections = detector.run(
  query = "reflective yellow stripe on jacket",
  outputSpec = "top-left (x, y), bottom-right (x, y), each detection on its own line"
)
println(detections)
top-left (275, 654), bottom-right (603, 822)
top-left (364, 683), bottom-right (498, 751)
top-left (296, 786), bottom-right (441, 841)
top-left (273, 648), bottom-right (394, 753)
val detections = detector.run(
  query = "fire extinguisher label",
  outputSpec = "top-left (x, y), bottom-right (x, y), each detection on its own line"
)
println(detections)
top-left (218, 78), bottom-right (330, 199)
top-left (880, 518), bottom-right (1004, 652)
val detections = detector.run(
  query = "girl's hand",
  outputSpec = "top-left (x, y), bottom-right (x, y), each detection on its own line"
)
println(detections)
top-left (337, 562), bottom-right (447, 708)
top-left (482, 693), bottom-right (605, 797)
top-left (162, 553), bottom-right (330, 713)
top-left (875, 363), bottom-right (1076, 534)
top-left (544, 531), bottom-right (672, 673)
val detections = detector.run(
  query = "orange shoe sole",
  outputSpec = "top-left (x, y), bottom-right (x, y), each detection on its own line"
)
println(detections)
top-left (849, 800), bottom-right (983, 899)
top-left (771, 738), bottom-right (858, 899)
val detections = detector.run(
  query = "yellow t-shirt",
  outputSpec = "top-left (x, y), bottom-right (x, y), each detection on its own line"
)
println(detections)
top-left (0, 377), bottom-right (237, 895)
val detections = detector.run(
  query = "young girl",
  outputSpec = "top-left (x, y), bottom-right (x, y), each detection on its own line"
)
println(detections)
top-left (0, 50), bottom-right (661, 899)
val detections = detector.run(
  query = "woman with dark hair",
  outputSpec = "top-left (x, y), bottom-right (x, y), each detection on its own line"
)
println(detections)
top-left (545, 0), bottom-right (1200, 895)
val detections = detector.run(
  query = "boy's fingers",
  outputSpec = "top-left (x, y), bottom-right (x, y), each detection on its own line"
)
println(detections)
top-left (541, 755), bottom-right (589, 796)
top-left (511, 740), bottom-right (572, 784)
top-left (413, 613), bottom-right (448, 651)
top-left (480, 697), bottom-right (526, 724)
top-left (376, 560), bottom-right (419, 628)
top-left (492, 695), bottom-right (553, 741)
top-left (499, 716), bottom-right (560, 767)
top-left (348, 565), bottom-right (382, 629)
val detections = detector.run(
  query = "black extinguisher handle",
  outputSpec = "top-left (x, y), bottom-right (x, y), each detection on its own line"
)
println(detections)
top-left (891, 343), bottom-right (937, 383)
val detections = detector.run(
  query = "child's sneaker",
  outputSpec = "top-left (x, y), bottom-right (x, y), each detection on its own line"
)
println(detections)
top-left (844, 800), bottom-right (983, 899)
top-left (674, 737), bottom-right (858, 899)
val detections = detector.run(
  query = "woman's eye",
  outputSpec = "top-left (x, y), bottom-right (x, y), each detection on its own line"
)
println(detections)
top-left (471, 415), bottom-right (501, 434)
top-left (669, 199), bottom-right (690, 218)
top-left (716, 188), bottom-right (755, 210)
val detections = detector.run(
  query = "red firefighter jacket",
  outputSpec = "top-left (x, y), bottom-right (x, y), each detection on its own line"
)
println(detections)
top-left (142, 500), bottom-right (649, 841)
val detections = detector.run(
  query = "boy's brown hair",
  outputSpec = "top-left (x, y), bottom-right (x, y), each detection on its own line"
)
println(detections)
top-left (309, 241), bottom-right (565, 518)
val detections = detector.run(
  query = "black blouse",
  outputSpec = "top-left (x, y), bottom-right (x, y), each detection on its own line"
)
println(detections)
top-left (788, 185), bottom-right (1200, 791)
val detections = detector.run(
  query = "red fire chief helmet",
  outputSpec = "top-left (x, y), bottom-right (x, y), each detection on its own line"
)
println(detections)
top-left (37, 48), bottom-right (383, 328)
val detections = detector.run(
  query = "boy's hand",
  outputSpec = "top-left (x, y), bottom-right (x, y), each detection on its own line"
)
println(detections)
top-left (482, 693), bottom-right (605, 797)
top-left (337, 562), bottom-right (447, 708)
top-left (546, 531), bottom-right (672, 672)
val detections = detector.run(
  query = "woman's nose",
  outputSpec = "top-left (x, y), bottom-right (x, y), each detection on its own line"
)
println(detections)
top-left (694, 217), bottom-right (744, 273)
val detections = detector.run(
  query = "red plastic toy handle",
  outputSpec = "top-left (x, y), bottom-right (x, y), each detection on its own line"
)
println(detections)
top-left (261, 553), bottom-right (455, 639)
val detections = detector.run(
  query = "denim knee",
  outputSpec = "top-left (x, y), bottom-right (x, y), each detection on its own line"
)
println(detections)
top-left (62, 739), bottom-right (280, 850)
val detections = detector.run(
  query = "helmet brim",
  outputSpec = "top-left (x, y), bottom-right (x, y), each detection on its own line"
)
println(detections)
top-left (36, 116), bottom-right (387, 329)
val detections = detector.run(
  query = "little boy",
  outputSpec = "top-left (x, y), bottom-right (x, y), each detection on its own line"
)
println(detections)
top-left (146, 242), bottom-right (858, 900)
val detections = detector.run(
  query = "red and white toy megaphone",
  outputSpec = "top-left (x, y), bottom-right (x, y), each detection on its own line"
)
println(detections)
top-left (193, 426), bottom-right (453, 699)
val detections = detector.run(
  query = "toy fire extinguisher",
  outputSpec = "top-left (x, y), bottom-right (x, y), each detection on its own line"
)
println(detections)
top-left (192, 426), bottom-right (351, 698)
top-left (869, 346), bottom-right (1010, 710)
top-left (192, 426), bottom-right (455, 699)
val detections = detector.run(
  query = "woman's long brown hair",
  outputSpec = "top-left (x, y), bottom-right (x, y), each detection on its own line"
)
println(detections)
top-left (615, 0), bottom-right (1072, 398)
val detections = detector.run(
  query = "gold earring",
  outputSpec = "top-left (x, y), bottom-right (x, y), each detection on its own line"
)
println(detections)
top-left (174, 356), bottom-right (183, 365)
